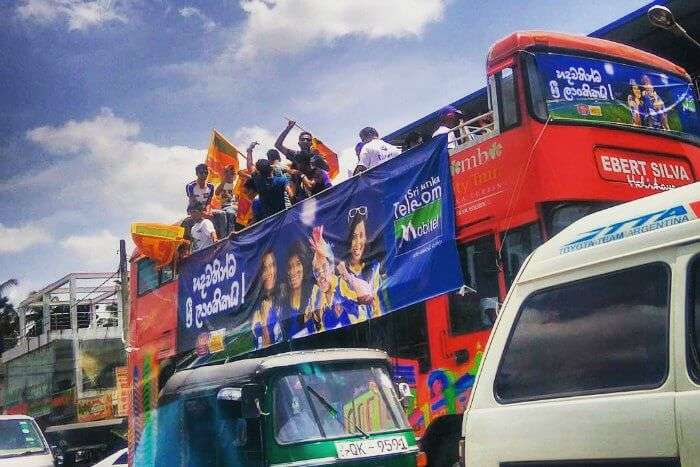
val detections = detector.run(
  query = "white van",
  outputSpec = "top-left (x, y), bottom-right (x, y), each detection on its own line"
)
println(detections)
top-left (0, 415), bottom-right (55, 466)
top-left (460, 182), bottom-right (700, 467)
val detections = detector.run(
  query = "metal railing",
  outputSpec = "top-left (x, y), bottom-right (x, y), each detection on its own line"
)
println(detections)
top-left (449, 111), bottom-right (497, 153)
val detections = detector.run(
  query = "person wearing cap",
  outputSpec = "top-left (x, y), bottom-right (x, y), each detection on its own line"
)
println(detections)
top-left (188, 201), bottom-right (218, 252)
top-left (354, 127), bottom-right (401, 174)
top-left (432, 105), bottom-right (472, 149)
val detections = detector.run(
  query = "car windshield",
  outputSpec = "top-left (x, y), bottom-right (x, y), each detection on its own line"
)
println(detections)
top-left (273, 363), bottom-right (409, 444)
top-left (0, 419), bottom-right (48, 458)
top-left (527, 51), bottom-right (700, 142)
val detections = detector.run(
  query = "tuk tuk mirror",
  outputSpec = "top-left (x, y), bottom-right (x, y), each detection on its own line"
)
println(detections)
top-left (241, 383), bottom-right (266, 418)
top-left (396, 382), bottom-right (413, 408)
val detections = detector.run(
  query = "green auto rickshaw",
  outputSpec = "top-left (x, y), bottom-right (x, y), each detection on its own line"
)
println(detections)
top-left (152, 348), bottom-right (421, 467)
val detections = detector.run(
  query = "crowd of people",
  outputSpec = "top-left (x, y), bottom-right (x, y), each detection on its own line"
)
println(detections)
top-left (179, 108), bottom-right (492, 254)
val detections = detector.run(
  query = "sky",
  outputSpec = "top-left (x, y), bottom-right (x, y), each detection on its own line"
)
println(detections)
top-left (0, 0), bottom-right (651, 302)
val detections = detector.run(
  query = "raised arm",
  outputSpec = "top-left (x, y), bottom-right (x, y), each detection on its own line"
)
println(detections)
top-left (245, 141), bottom-right (258, 173)
top-left (275, 120), bottom-right (297, 158)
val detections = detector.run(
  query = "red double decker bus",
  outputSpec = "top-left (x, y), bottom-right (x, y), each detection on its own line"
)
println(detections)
top-left (128, 31), bottom-right (700, 466)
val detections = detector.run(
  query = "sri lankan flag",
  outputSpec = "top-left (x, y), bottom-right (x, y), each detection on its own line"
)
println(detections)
top-left (206, 130), bottom-right (242, 207)
top-left (131, 223), bottom-right (185, 266)
top-left (311, 137), bottom-right (339, 179)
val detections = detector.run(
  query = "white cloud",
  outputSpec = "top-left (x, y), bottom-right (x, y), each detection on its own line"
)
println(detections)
top-left (237, 0), bottom-right (446, 59)
top-left (27, 107), bottom-right (139, 156)
top-left (179, 6), bottom-right (216, 31)
top-left (16, 0), bottom-right (129, 31)
top-left (0, 223), bottom-right (52, 254)
top-left (60, 229), bottom-right (120, 269)
top-left (23, 108), bottom-right (205, 226)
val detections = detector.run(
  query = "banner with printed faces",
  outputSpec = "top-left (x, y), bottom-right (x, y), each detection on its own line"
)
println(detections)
top-left (534, 52), bottom-right (700, 139)
top-left (177, 136), bottom-right (462, 360)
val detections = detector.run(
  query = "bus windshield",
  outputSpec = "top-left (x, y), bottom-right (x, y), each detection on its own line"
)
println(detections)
top-left (273, 364), bottom-right (409, 444)
top-left (526, 51), bottom-right (700, 142)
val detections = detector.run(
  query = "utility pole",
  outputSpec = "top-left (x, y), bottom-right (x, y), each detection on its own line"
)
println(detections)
top-left (118, 240), bottom-right (129, 345)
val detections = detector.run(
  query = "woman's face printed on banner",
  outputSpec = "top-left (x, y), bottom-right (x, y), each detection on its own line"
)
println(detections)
top-left (262, 252), bottom-right (277, 292)
top-left (350, 219), bottom-right (367, 266)
top-left (287, 255), bottom-right (304, 291)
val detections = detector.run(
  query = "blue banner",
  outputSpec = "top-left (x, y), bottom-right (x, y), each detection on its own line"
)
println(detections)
top-left (534, 52), bottom-right (700, 138)
top-left (177, 137), bottom-right (462, 359)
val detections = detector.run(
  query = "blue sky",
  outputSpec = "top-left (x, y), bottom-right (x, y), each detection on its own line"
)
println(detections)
top-left (0, 0), bottom-right (650, 301)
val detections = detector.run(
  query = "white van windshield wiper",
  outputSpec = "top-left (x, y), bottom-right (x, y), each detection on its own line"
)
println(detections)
top-left (305, 385), bottom-right (369, 438)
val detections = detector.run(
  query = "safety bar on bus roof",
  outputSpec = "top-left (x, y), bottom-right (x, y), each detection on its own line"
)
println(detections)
top-left (449, 111), bottom-right (497, 154)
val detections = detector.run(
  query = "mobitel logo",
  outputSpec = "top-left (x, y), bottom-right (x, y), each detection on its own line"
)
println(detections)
top-left (393, 175), bottom-right (443, 255)
top-left (451, 142), bottom-right (503, 175)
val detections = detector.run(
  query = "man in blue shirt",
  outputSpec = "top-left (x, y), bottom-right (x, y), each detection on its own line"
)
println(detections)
top-left (253, 159), bottom-right (288, 221)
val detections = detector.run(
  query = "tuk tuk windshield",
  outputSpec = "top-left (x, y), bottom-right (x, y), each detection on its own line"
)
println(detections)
top-left (273, 364), bottom-right (409, 444)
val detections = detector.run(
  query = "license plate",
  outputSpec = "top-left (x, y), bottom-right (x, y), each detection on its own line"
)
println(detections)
top-left (335, 435), bottom-right (409, 459)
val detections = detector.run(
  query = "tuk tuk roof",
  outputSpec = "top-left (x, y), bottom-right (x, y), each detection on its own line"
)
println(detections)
top-left (159, 348), bottom-right (389, 400)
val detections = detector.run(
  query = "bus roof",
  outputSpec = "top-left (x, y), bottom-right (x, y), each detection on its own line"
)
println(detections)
top-left (518, 183), bottom-right (700, 284)
top-left (160, 348), bottom-right (389, 399)
top-left (487, 30), bottom-right (687, 77)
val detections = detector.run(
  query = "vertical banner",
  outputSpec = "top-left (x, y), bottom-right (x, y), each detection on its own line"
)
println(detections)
top-left (177, 137), bottom-right (461, 361)
top-left (114, 366), bottom-right (130, 417)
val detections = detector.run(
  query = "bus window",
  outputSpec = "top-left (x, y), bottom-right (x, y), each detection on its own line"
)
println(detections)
top-left (543, 202), bottom-right (617, 237)
top-left (449, 236), bottom-right (500, 334)
top-left (137, 258), bottom-right (174, 295)
top-left (522, 53), bottom-right (548, 121)
top-left (501, 223), bottom-right (543, 288)
top-left (496, 67), bottom-right (520, 131)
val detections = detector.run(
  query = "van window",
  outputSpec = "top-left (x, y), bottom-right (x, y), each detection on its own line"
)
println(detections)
top-left (501, 223), bottom-right (543, 288)
top-left (495, 263), bottom-right (669, 402)
top-left (688, 255), bottom-right (700, 384)
top-left (449, 236), bottom-right (500, 334)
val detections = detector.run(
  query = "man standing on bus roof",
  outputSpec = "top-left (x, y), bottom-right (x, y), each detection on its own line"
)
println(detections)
top-left (188, 202), bottom-right (217, 252)
top-left (186, 163), bottom-right (227, 238)
top-left (275, 120), bottom-right (330, 173)
top-left (354, 127), bottom-right (401, 174)
top-left (433, 105), bottom-right (471, 148)
top-left (253, 159), bottom-right (288, 221)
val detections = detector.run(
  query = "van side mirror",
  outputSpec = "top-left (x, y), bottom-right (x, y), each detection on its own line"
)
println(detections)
top-left (241, 383), bottom-right (266, 418)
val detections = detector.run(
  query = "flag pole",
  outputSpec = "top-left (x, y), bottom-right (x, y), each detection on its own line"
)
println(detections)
top-left (283, 116), bottom-right (309, 134)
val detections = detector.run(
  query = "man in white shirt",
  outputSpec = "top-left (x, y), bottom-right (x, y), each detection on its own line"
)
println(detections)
top-left (355, 127), bottom-right (401, 173)
top-left (432, 105), bottom-right (472, 149)
top-left (188, 202), bottom-right (217, 252)
top-left (186, 163), bottom-right (228, 238)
